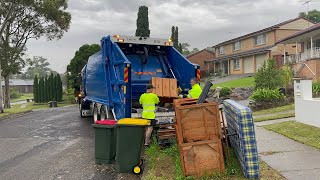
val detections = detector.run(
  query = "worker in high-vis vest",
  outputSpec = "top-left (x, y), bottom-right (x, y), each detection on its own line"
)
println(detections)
top-left (139, 84), bottom-right (159, 146)
top-left (179, 77), bottom-right (202, 99)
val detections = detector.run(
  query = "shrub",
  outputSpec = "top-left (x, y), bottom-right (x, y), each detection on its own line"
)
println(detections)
top-left (220, 87), bottom-right (232, 97)
top-left (281, 65), bottom-right (294, 88)
top-left (10, 89), bottom-right (22, 99)
top-left (251, 89), bottom-right (285, 102)
top-left (312, 81), bottom-right (320, 94)
top-left (254, 59), bottom-right (282, 90)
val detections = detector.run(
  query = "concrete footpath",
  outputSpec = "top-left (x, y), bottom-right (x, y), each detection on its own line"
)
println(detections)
top-left (255, 119), bottom-right (320, 180)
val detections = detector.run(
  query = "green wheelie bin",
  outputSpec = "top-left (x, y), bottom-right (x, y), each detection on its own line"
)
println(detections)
top-left (116, 118), bottom-right (150, 174)
top-left (92, 120), bottom-right (117, 164)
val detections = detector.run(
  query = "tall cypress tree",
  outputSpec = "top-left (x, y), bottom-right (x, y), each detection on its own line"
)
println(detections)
top-left (44, 77), bottom-right (49, 102)
top-left (47, 76), bottom-right (51, 101)
top-left (135, 6), bottom-right (150, 37)
top-left (33, 76), bottom-right (38, 103)
top-left (49, 73), bottom-right (55, 101)
top-left (54, 75), bottom-right (58, 101)
top-left (39, 77), bottom-right (44, 103)
top-left (171, 26), bottom-right (175, 42)
top-left (56, 75), bottom-right (63, 102)
top-left (174, 27), bottom-right (179, 51)
top-left (43, 78), bottom-right (47, 102)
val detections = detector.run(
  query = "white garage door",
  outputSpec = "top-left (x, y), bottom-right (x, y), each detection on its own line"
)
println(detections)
top-left (243, 56), bottom-right (254, 73)
top-left (255, 53), bottom-right (268, 71)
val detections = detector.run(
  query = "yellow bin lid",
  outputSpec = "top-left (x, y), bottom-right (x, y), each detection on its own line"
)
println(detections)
top-left (117, 118), bottom-right (150, 126)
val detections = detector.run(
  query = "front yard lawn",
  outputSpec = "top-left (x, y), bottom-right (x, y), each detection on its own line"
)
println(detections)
top-left (264, 121), bottom-right (320, 149)
top-left (254, 112), bottom-right (295, 122)
top-left (252, 104), bottom-right (294, 116)
top-left (212, 77), bottom-right (255, 88)
top-left (11, 93), bottom-right (34, 103)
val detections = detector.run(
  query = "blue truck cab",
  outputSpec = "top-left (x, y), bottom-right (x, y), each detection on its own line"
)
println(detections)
top-left (80, 35), bottom-right (200, 121)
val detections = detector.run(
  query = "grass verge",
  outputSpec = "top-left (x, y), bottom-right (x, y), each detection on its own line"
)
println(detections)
top-left (264, 121), bottom-right (320, 149)
top-left (211, 77), bottom-right (254, 88)
top-left (0, 101), bottom-right (75, 119)
top-left (143, 141), bottom-right (284, 180)
top-left (259, 161), bottom-right (285, 180)
top-left (252, 104), bottom-right (294, 116)
top-left (11, 93), bottom-right (34, 103)
top-left (254, 112), bottom-right (295, 122)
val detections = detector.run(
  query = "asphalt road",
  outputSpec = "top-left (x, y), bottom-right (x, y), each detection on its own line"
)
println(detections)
top-left (0, 105), bottom-right (116, 180)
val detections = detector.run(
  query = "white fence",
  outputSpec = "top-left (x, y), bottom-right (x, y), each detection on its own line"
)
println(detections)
top-left (285, 47), bottom-right (320, 64)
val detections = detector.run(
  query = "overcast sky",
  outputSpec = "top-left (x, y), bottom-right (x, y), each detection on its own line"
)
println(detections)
top-left (26, 0), bottom-right (320, 73)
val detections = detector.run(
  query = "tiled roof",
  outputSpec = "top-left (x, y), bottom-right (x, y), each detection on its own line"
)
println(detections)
top-left (276, 23), bottom-right (320, 44)
top-left (1, 79), bottom-right (33, 86)
top-left (213, 17), bottom-right (313, 47)
top-left (206, 45), bottom-right (274, 62)
top-left (186, 49), bottom-right (215, 58)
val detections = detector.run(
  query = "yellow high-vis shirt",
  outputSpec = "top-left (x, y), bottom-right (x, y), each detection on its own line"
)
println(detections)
top-left (139, 92), bottom-right (159, 119)
top-left (187, 84), bottom-right (202, 99)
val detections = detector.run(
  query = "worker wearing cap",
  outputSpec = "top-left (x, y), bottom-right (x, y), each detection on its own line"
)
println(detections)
top-left (139, 84), bottom-right (159, 146)
top-left (179, 77), bottom-right (202, 99)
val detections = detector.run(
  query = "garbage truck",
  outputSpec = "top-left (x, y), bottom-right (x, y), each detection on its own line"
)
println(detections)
top-left (79, 35), bottom-right (200, 121)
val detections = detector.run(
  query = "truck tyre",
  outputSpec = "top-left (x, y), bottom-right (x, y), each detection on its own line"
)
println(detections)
top-left (93, 105), bottom-right (100, 123)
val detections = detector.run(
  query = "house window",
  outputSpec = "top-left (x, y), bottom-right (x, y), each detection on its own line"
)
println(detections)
top-left (255, 34), bottom-right (266, 45)
top-left (233, 59), bottom-right (240, 70)
top-left (219, 46), bottom-right (224, 54)
top-left (233, 41), bottom-right (241, 51)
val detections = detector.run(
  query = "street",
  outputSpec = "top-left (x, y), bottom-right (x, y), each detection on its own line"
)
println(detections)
top-left (0, 105), bottom-right (115, 180)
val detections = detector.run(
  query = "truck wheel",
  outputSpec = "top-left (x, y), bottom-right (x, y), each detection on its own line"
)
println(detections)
top-left (93, 105), bottom-right (100, 123)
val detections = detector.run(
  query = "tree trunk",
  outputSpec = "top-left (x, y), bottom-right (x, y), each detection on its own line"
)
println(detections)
top-left (4, 75), bottom-right (10, 108)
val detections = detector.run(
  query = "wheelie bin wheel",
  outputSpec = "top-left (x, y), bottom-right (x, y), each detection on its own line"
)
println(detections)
top-left (133, 166), bottom-right (142, 174)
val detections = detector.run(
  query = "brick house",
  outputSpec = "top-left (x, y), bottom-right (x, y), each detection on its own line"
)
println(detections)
top-left (186, 49), bottom-right (215, 74)
top-left (276, 23), bottom-right (320, 81)
top-left (205, 17), bottom-right (315, 75)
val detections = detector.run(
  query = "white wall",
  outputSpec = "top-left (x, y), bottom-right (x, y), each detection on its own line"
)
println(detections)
top-left (294, 80), bottom-right (320, 127)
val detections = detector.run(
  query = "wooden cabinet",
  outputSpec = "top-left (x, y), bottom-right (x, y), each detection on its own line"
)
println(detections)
top-left (174, 99), bottom-right (225, 177)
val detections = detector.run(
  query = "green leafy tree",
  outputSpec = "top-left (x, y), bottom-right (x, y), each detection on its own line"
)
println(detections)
top-left (299, 9), bottom-right (320, 23)
top-left (20, 56), bottom-right (54, 79)
top-left (33, 76), bottom-right (38, 103)
top-left (0, 0), bottom-right (71, 109)
top-left (281, 65), bottom-right (294, 89)
top-left (135, 6), bottom-right (150, 37)
top-left (254, 59), bottom-right (283, 90)
top-left (66, 44), bottom-right (100, 88)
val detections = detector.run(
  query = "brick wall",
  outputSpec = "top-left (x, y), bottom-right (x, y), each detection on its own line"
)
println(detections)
top-left (187, 50), bottom-right (215, 71)
top-left (293, 59), bottom-right (320, 81)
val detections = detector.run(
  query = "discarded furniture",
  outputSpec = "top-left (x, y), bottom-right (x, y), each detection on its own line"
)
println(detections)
top-left (174, 98), bottom-right (225, 176)
top-left (223, 99), bottom-right (260, 179)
